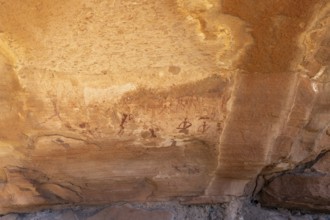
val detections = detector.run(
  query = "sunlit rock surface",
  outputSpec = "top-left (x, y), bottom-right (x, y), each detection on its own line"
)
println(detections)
top-left (0, 0), bottom-right (329, 214)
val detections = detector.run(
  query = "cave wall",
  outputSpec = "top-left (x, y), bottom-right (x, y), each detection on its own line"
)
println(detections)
top-left (0, 0), bottom-right (329, 214)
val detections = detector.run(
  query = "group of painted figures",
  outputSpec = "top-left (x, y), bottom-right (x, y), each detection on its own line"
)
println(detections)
top-left (118, 113), bottom-right (221, 136)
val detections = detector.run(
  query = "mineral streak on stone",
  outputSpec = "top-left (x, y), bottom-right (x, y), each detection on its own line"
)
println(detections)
top-left (0, 0), bottom-right (329, 215)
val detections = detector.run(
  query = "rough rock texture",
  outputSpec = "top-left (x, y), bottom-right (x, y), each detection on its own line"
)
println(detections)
top-left (1, 200), bottom-right (330, 220)
top-left (0, 0), bottom-right (329, 215)
top-left (0, 203), bottom-right (225, 220)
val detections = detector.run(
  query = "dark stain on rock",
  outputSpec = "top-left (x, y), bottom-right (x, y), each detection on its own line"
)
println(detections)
top-left (79, 122), bottom-right (87, 128)
top-left (120, 75), bottom-right (228, 105)
top-left (5, 166), bottom-right (50, 184)
top-left (168, 65), bottom-right (181, 75)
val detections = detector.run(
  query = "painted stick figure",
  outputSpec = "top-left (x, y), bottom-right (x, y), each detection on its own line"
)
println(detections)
top-left (217, 122), bottom-right (222, 131)
top-left (177, 118), bottom-right (192, 134)
top-left (149, 128), bottom-right (157, 138)
top-left (118, 113), bottom-right (133, 135)
top-left (170, 139), bottom-right (177, 147)
top-left (198, 121), bottom-right (209, 133)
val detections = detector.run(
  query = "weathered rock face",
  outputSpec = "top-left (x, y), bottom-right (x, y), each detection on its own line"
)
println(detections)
top-left (0, 0), bottom-right (329, 214)
top-left (260, 151), bottom-right (330, 212)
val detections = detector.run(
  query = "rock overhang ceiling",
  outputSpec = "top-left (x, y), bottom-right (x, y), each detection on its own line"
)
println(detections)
top-left (0, 0), bottom-right (329, 214)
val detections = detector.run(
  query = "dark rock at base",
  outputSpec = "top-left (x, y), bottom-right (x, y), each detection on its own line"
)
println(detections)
top-left (86, 205), bottom-right (174, 220)
top-left (260, 173), bottom-right (330, 212)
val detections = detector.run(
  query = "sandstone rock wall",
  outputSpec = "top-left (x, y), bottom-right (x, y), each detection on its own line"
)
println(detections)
top-left (0, 0), bottom-right (328, 214)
